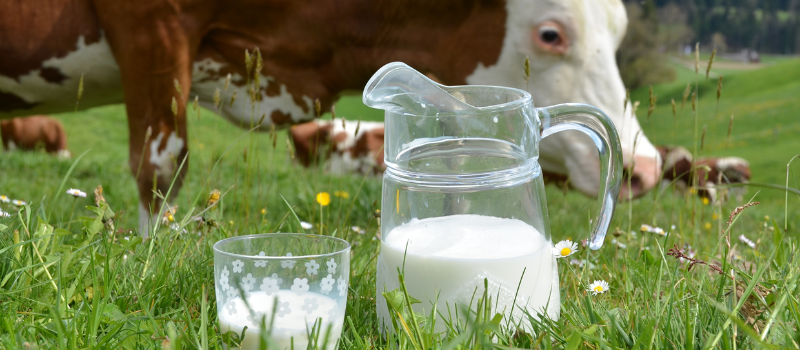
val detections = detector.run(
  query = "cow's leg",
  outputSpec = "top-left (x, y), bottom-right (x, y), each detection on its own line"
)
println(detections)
top-left (94, 6), bottom-right (194, 237)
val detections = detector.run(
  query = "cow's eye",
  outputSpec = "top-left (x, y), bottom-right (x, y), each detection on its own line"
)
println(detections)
top-left (533, 21), bottom-right (570, 55)
top-left (539, 27), bottom-right (560, 43)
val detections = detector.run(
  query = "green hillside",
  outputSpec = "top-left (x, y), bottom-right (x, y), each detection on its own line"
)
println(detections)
top-left (630, 58), bottom-right (800, 204)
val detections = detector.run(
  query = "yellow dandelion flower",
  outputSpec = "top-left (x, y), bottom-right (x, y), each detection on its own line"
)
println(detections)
top-left (712, 213), bottom-right (718, 220)
top-left (168, 214), bottom-right (174, 222)
top-left (316, 192), bottom-right (331, 206)
top-left (704, 222), bottom-right (711, 230)
top-left (207, 189), bottom-right (221, 207)
top-left (702, 197), bottom-right (709, 205)
top-left (689, 187), bottom-right (697, 195)
top-left (261, 208), bottom-right (267, 215)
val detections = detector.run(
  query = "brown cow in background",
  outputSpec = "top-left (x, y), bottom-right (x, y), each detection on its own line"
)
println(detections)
top-left (1, 116), bottom-right (70, 158)
top-left (658, 145), bottom-right (750, 203)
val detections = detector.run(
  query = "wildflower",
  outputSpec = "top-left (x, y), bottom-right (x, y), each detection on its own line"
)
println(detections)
top-left (702, 197), bottom-right (710, 205)
top-left (764, 215), bottom-right (769, 221)
top-left (0, 195), bottom-right (9, 203)
top-left (334, 191), bottom-right (350, 199)
top-left (206, 189), bottom-right (221, 207)
top-left (712, 213), bottom-right (718, 220)
top-left (689, 187), bottom-right (697, 195)
top-left (316, 192), bottom-right (331, 206)
top-left (587, 280), bottom-right (609, 295)
top-left (704, 222), bottom-right (712, 230)
top-left (261, 208), bottom-right (266, 215)
top-left (300, 221), bottom-right (313, 230)
top-left (553, 240), bottom-right (578, 258)
top-left (611, 239), bottom-right (627, 249)
top-left (350, 226), bottom-right (365, 234)
top-left (640, 224), bottom-right (666, 236)
top-left (170, 223), bottom-right (187, 234)
top-left (11, 199), bottom-right (26, 206)
top-left (66, 188), bottom-right (87, 198)
top-left (738, 234), bottom-right (756, 249)
top-left (670, 225), bottom-right (676, 230)
top-left (0, 210), bottom-right (10, 218)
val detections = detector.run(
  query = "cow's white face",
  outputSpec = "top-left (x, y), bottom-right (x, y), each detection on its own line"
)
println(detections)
top-left (467, 0), bottom-right (661, 198)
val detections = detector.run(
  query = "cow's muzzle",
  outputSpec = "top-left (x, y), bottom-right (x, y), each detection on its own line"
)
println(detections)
top-left (619, 155), bottom-right (661, 200)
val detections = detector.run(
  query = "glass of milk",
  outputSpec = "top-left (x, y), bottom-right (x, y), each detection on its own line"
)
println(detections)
top-left (363, 62), bottom-right (623, 333)
top-left (213, 234), bottom-right (350, 349)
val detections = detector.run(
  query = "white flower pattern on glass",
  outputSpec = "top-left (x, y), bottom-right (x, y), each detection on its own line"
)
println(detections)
top-left (219, 266), bottom-right (230, 291)
top-left (326, 258), bottom-right (337, 274)
top-left (247, 311), bottom-right (264, 324)
top-left (254, 251), bottom-right (268, 267)
top-left (241, 273), bottom-right (256, 296)
top-left (277, 301), bottom-right (291, 317)
top-left (227, 288), bottom-right (240, 300)
top-left (291, 278), bottom-right (309, 293)
top-left (226, 301), bottom-right (237, 315)
top-left (281, 253), bottom-right (296, 269)
top-left (302, 298), bottom-right (319, 314)
top-left (260, 274), bottom-right (282, 295)
top-left (327, 306), bottom-right (338, 319)
top-left (305, 260), bottom-right (320, 275)
top-left (232, 260), bottom-right (244, 273)
top-left (337, 276), bottom-right (347, 297)
top-left (320, 274), bottom-right (335, 294)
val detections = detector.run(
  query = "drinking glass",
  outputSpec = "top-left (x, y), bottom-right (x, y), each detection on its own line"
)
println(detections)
top-left (213, 233), bottom-right (351, 349)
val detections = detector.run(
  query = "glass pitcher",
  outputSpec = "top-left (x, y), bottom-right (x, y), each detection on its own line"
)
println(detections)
top-left (364, 62), bottom-right (622, 332)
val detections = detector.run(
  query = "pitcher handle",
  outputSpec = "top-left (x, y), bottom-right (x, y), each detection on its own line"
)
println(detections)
top-left (538, 103), bottom-right (623, 250)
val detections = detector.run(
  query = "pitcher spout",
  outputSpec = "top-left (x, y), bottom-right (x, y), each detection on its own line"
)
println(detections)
top-left (363, 62), bottom-right (478, 115)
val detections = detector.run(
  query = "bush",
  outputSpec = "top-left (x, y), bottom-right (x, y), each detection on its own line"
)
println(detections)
top-left (617, 1), bottom-right (676, 89)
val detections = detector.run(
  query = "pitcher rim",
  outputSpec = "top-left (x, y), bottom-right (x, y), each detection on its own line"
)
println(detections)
top-left (392, 85), bottom-right (534, 117)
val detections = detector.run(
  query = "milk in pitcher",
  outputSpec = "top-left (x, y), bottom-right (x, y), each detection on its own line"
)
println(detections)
top-left (376, 214), bottom-right (559, 332)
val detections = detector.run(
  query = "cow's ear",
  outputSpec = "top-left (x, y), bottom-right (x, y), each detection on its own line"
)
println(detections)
top-left (532, 21), bottom-right (570, 55)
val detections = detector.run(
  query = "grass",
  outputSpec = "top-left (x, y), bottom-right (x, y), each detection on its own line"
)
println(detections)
top-left (1, 56), bottom-right (799, 348)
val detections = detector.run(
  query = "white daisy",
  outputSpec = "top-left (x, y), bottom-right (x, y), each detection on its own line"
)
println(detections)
top-left (0, 195), bottom-right (9, 203)
top-left (553, 240), bottom-right (578, 258)
top-left (11, 199), bottom-right (26, 206)
top-left (738, 234), bottom-right (756, 249)
top-left (640, 224), bottom-right (653, 232)
top-left (0, 210), bottom-right (10, 218)
top-left (587, 280), bottom-right (609, 295)
top-left (350, 226), bottom-right (365, 234)
top-left (300, 221), bottom-right (313, 230)
top-left (66, 189), bottom-right (87, 198)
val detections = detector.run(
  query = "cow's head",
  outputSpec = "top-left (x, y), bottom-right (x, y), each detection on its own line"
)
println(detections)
top-left (466, 0), bottom-right (661, 199)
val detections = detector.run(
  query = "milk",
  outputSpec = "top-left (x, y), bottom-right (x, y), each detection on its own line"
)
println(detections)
top-left (218, 290), bottom-right (344, 349)
top-left (376, 214), bottom-right (559, 332)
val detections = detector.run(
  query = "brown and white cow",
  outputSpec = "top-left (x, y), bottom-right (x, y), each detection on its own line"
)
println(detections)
top-left (1, 0), bottom-right (662, 235)
top-left (658, 145), bottom-right (751, 203)
top-left (1, 116), bottom-right (70, 158)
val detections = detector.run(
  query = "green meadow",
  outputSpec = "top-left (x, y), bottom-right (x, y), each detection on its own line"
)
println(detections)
top-left (0, 57), bottom-right (798, 348)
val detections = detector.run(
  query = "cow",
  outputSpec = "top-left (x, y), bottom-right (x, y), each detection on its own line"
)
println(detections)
top-left (1, 116), bottom-right (70, 158)
top-left (658, 145), bottom-right (751, 203)
top-left (290, 120), bottom-right (385, 175)
top-left (1, 0), bottom-right (662, 236)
